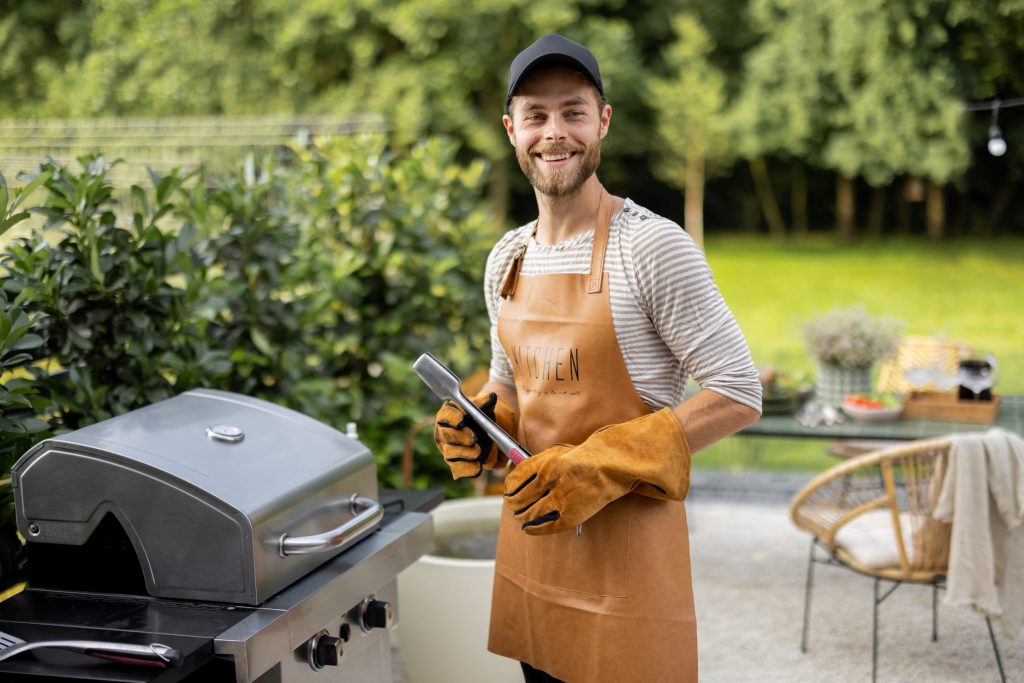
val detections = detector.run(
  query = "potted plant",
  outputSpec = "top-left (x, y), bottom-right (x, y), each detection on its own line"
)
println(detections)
top-left (802, 305), bottom-right (902, 406)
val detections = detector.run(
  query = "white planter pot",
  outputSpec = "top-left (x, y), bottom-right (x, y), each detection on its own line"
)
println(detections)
top-left (816, 362), bottom-right (872, 406)
top-left (395, 496), bottom-right (521, 683)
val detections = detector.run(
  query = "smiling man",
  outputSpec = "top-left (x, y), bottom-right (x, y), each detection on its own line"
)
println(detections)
top-left (433, 34), bottom-right (762, 683)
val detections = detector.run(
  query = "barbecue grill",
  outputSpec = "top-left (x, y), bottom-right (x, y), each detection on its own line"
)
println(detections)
top-left (0, 389), bottom-right (436, 682)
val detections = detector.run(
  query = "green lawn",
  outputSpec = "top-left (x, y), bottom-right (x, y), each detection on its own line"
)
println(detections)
top-left (695, 235), bottom-right (1024, 473)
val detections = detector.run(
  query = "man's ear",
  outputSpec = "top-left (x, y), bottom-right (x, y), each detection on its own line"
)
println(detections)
top-left (502, 113), bottom-right (515, 145)
top-left (598, 104), bottom-right (612, 140)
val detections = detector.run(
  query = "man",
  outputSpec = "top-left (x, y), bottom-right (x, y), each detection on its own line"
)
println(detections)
top-left (434, 34), bottom-right (762, 683)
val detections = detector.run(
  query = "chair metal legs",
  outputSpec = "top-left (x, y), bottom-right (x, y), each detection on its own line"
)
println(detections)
top-left (801, 541), bottom-right (1004, 682)
top-left (873, 578), bottom-right (880, 683)
top-left (800, 538), bottom-right (816, 653)
top-left (985, 617), bottom-right (1007, 683)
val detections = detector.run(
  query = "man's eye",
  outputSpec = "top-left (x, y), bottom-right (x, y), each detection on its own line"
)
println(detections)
top-left (567, 111), bottom-right (585, 118)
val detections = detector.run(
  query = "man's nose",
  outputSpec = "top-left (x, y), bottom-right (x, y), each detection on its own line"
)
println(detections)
top-left (543, 117), bottom-right (567, 141)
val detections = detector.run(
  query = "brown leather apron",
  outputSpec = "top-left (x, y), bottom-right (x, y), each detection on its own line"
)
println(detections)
top-left (488, 195), bottom-right (697, 682)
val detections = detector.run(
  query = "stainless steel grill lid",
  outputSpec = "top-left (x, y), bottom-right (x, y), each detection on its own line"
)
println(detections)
top-left (11, 389), bottom-right (380, 606)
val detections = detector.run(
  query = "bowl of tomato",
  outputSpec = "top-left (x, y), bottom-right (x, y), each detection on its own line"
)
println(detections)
top-left (841, 394), bottom-right (904, 422)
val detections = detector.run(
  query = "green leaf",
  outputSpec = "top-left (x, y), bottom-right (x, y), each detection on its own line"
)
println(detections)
top-left (12, 333), bottom-right (44, 351)
top-left (0, 212), bottom-right (30, 237)
top-left (131, 185), bottom-right (148, 216)
top-left (10, 170), bottom-right (52, 213)
top-left (250, 328), bottom-right (273, 356)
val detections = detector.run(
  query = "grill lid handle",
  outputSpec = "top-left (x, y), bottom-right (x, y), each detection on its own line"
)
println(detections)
top-left (279, 494), bottom-right (383, 557)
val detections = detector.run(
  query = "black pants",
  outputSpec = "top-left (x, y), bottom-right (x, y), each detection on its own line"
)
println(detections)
top-left (521, 662), bottom-right (565, 683)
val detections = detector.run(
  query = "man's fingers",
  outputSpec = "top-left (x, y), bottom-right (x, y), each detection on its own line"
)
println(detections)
top-left (448, 460), bottom-right (483, 480)
top-left (442, 443), bottom-right (484, 462)
top-left (435, 423), bottom-right (478, 447)
top-left (476, 392), bottom-right (498, 415)
top-left (512, 488), bottom-right (550, 517)
top-left (436, 400), bottom-right (467, 427)
top-left (522, 510), bottom-right (561, 534)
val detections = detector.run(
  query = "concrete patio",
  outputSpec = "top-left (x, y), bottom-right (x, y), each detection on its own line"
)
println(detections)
top-left (393, 471), bottom-right (1023, 682)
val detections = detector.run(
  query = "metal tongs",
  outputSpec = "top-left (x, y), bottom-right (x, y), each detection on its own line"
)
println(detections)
top-left (413, 352), bottom-right (531, 464)
top-left (413, 353), bottom-right (583, 536)
top-left (0, 629), bottom-right (183, 668)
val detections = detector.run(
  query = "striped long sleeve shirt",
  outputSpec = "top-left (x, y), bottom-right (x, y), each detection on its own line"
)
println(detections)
top-left (484, 198), bottom-right (762, 414)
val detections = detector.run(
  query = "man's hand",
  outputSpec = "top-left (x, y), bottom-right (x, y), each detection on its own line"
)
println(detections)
top-left (502, 408), bottom-right (691, 535)
top-left (434, 392), bottom-right (518, 479)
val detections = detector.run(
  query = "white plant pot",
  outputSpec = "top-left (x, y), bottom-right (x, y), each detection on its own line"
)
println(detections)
top-left (395, 496), bottom-right (521, 683)
top-left (816, 362), bottom-right (873, 407)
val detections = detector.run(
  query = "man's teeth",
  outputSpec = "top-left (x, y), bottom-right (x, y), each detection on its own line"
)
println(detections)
top-left (540, 152), bottom-right (571, 161)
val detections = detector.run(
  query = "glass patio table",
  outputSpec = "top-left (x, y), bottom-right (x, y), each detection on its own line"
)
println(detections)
top-left (741, 394), bottom-right (1024, 441)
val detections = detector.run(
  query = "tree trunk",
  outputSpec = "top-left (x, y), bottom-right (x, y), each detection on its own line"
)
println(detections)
top-left (747, 157), bottom-right (786, 239)
top-left (867, 186), bottom-right (886, 238)
top-left (897, 179), bottom-right (912, 235)
top-left (926, 181), bottom-right (945, 240)
top-left (791, 160), bottom-right (808, 239)
top-left (487, 156), bottom-right (510, 229)
top-left (742, 193), bottom-right (759, 233)
top-left (836, 174), bottom-right (856, 241)
top-left (684, 153), bottom-right (706, 250)
top-left (982, 179), bottom-right (1017, 237)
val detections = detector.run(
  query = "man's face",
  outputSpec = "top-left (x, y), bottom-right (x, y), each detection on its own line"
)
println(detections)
top-left (503, 66), bottom-right (611, 198)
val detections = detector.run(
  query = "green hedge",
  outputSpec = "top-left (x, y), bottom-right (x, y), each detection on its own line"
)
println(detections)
top-left (0, 135), bottom-right (495, 585)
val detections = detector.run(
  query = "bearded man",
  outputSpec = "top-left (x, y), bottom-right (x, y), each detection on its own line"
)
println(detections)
top-left (434, 34), bottom-right (762, 683)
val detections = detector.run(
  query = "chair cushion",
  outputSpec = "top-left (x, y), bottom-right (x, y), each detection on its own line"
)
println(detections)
top-left (834, 510), bottom-right (916, 569)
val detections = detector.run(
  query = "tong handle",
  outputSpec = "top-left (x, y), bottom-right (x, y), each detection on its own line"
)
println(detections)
top-left (0, 639), bottom-right (182, 667)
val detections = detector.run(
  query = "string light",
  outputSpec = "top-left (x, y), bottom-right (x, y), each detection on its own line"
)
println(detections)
top-left (964, 97), bottom-right (1024, 157)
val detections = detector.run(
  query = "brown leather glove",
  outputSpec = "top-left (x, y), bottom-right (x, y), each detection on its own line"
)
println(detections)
top-left (434, 392), bottom-right (518, 479)
top-left (503, 408), bottom-right (691, 535)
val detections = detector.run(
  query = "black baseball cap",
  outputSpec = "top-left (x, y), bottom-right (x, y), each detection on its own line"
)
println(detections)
top-left (505, 34), bottom-right (604, 112)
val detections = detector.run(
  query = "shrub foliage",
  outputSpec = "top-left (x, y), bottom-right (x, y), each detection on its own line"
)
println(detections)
top-left (0, 136), bottom-right (494, 585)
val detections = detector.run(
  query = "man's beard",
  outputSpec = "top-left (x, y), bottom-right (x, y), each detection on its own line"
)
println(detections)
top-left (517, 138), bottom-right (602, 198)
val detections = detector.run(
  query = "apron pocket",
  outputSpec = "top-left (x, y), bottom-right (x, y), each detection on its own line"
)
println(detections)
top-left (533, 494), bottom-right (631, 597)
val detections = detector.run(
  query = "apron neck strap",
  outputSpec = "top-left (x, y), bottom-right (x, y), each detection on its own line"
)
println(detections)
top-left (501, 192), bottom-right (618, 299)
top-left (587, 190), bottom-right (614, 294)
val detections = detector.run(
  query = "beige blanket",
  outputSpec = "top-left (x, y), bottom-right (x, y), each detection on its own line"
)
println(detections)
top-left (933, 427), bottom-right (1024, 639)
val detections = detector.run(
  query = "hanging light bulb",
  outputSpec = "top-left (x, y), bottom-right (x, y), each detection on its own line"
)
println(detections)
top-left (988, 101), bottom-right (1007, 157)
top-left (988, 126), bottom-right (1007, 156)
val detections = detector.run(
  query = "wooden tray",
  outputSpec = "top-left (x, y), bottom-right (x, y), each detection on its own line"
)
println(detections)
top-left (901, 391), bottom-right (1001, 424)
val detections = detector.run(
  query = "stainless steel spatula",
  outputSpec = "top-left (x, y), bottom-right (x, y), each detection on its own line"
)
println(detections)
top-left (413, 352), bottom-right (530, 464)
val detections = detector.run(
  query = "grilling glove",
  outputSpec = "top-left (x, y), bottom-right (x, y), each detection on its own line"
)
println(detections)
top-left (503, 408), bottom-right (691, 535)
top-left (434, 392), bottom-right (519, 479)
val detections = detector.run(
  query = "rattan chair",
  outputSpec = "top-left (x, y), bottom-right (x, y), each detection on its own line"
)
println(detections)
top-left (790, 437), bottom-right (1007, 682)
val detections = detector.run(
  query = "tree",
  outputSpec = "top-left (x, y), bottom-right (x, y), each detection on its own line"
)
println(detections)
top-left (823, 0), bottom-right (968, 239)
top-left (648, 13), bottom-right (730, 248)
top-left (731, 0), bottom-right (970, 240)
top-left (728, 0), bottom-right (834, 238)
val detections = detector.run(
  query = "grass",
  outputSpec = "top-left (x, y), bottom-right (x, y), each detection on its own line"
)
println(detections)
top-left (694, 235), bottom-right (1024, 473)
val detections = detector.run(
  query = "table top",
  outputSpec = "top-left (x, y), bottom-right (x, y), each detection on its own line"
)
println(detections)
top-left (742, 394), bottom-right (1024, 440)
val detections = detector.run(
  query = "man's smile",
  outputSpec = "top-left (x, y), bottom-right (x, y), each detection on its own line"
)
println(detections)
top-left (534, 149), bottom-right (578, 168)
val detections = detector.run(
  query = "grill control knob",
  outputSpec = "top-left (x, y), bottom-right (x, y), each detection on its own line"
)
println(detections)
top-left (307, 630), bottom-right (343, 670)
top-left (360, 598), bottom-right (392, 631)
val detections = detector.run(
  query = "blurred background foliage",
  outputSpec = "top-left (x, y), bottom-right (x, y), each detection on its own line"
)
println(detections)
top-left (0, 138), bottom-right (492, 496)
top-left (1, 0), bottom-right (1023, 240)
top-left (0, 0), bottom-right (1023, 500)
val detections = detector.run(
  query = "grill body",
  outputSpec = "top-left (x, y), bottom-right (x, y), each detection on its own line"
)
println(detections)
top-left (0, 390), bottom-right (436, 682)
